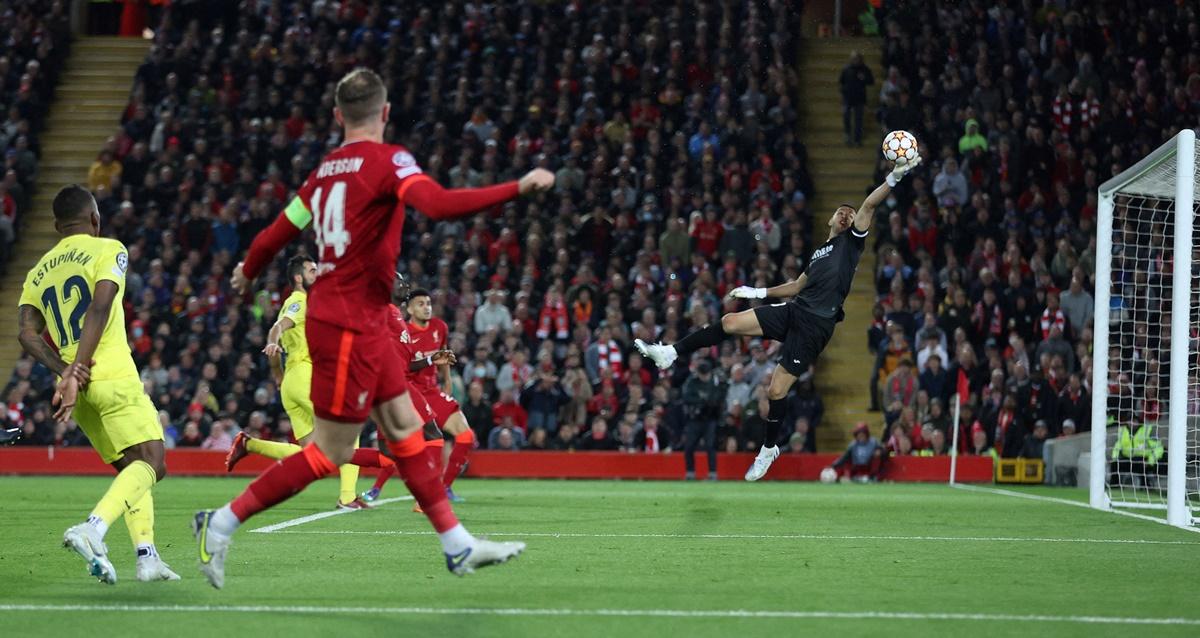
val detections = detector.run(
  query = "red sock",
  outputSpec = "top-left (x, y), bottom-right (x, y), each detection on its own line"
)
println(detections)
top-left (350, 447), bottom-right (395, 468)
top-left (372, 463), bottom-right (398, 491)
top-left (230, 443), bottom-right (336, 521)
top-left (425, 439), bottom-right (445, 477)
top-left (444, 430), bottom-right (474, 488)
top-left (387, 433), bottom-right (459, 533)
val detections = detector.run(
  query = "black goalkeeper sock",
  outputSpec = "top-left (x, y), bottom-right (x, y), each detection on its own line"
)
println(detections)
top-left (673, 323), bottom-right (728, 357)
top-left (763, 398), bottom-right (788, 447)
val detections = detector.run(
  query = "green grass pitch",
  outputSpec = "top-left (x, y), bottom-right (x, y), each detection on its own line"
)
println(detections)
top-left (0, 476), bottom-right (1196, 637)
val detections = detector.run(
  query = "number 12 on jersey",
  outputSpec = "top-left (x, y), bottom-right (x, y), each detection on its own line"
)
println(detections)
top-left (311, 181), bottom-right (351, 258)
top-left (41, 275), bottom-right (91, 347)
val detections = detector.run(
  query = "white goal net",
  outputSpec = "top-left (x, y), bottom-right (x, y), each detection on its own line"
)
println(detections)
top-left (1092, 129), bottom-right (1199, 530)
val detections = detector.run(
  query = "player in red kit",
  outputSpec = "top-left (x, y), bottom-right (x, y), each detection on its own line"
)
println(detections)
top-left (363, 286), bottom-right (475, 505)
top-left (192, 68), bottom-right (554, 589)
top-left (364, 278), bottom-right (449, 513)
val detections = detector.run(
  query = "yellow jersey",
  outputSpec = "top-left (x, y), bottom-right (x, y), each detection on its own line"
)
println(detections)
top-left (278, 290), bottom-right (310, 371)
top-left (18, 234), bottom-right (137, 381)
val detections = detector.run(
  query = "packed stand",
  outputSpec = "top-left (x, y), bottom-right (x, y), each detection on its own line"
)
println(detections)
top-left (862, 0), bottom-right (1198, 470)
top-left (7, 0), bottom-right (825, 456)
top-left (0, 1), bottom-right (70, 272)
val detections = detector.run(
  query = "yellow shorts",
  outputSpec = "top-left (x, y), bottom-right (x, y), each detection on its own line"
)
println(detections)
top-left (72, 375), bottom-right (163, 465)
top-left (280, 363), bottom-right (314, 441)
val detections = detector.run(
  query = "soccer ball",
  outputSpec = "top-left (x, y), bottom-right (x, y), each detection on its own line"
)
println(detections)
top-left (819, 467), bottom-right (838, 484)
top-left (881, 130), bottom-right (918, 165)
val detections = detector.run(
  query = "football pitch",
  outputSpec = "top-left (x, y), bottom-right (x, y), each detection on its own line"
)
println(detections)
top-left (0, 477), bottom-right (1196, 637)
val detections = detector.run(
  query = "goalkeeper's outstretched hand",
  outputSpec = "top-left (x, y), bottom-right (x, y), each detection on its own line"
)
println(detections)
top-left (728, 286), bottom-right (766, 300)
top-left (887, 154), bottom-right (922, 187)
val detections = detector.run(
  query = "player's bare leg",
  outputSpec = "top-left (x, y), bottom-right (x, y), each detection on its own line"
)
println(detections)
top-left (636, 308), bottom-right (764, 369)
top-left (744, 364), bottom-right (798, 482)
top-left (374, 391), bottom-right (524, 574)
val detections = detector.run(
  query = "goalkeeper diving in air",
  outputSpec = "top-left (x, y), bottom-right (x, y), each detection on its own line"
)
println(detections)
top-left (636, 155), bottom-right (922, 481)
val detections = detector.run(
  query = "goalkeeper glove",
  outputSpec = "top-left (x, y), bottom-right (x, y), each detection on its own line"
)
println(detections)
top-left (728, 286), bottom-right (766, 300)
top-left (886, 154), bottom-right (922, 188)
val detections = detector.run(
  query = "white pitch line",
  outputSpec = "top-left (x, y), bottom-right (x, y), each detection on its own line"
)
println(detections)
top-left (951, 484), bottom-right (1200, 535)
top-left (266, 529), bottom-right (1200, 545)
top-left (0, 604), bottom-right (1198, 626)
top-left (248, 496), bottom-right (412, 534)
top-left (950, 483), bottom-right (1093, 508)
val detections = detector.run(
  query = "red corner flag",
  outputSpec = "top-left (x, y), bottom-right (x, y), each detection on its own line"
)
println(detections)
top-left (956, 368), bottom-right (970, 401)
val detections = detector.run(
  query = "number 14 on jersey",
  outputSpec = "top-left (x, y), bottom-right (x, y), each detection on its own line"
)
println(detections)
top-left (311, 182), bottom-right (351, 258)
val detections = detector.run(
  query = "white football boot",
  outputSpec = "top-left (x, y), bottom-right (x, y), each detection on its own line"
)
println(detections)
top-left (446, 538), bottom-right (526, 576)
top-left (63, 523), bottom-right (117, 584)
top-left (192, 510), bottom-right (231, 589)
top-left (136, 555), bottom-right (182, 582)
top-left (744, 445), bottom-right (780, 482)
top-left (633, 339), bottom-right (678, 370)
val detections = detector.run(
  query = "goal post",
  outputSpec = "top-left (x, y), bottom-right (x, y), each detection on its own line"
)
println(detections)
top-left (1091, 128), bottom-right (1197, 530)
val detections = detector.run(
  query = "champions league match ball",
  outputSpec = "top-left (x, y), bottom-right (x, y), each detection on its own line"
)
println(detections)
top-left (881, 130), bottom-right (918, 165)
top-left (819, 467), bottom-right (838, 484)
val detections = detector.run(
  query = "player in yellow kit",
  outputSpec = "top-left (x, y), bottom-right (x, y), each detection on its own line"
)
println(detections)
top-left (17, 184), bottom-right (178, 584)
top-left (224, 255), bottom-right (373, 509)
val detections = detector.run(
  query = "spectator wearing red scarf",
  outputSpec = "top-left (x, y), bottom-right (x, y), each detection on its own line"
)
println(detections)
top-left (536, 289), bottom-right (570, 341)
top-left (1040, 292), bottom-right (1068, 340)
top-left (972, 288), bottom-right (1005, 342)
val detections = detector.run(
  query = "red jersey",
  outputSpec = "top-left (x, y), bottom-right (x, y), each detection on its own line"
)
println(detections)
top-left (406, 317), bottom-right (449, 392)
top-left (387, 303), bottom-right (410, 348)
top-left (241, 137), bottom-right (521, 337)
top-left (295, 141), bottom-right (425, 332)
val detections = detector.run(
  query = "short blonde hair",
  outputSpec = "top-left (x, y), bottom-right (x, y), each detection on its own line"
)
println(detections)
top-left (335, 68), bottom-right (386, 126)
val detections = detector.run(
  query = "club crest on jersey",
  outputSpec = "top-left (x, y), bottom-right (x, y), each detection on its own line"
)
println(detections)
top-left (393, 150), bottom-right (422, 179)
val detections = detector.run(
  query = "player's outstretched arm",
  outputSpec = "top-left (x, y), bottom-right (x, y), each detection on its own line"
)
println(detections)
top-left (17, 305), bottom-right (70, 377)
top-left (402, 168), bottom-right (554, 221)
top-left (235, 206), bottom-right (306, 292)
top-left (854, 155), bottom-right (922, 234)
top-left (728, 273), bottom-right (809, 301)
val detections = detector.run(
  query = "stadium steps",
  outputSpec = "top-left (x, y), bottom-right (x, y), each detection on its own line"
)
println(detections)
top-left (0, 36), bottom-right (146, 371)
top-left (797, 36), bottom-right (882, 451)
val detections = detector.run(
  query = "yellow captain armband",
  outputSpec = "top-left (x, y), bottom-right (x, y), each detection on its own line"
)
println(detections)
top-left (284, 197), bottom-right (313, 229)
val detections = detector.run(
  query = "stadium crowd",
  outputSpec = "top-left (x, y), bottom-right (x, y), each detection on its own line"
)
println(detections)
top-left (0, 1), bottom-right (71, 272)
top-left (862, 0), bottom-right (1199, 463)
top-left (6, 0), bottom-right (826, 457)
top-left (10, 0), bottom-right (1195, 470)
